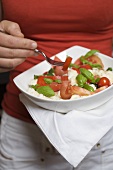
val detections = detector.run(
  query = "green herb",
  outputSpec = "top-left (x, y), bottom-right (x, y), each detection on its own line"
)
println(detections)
top-left (80, 57), bottom-right (102, 69)
top-left (37, 86), bottom-right (55, 97)
top-left (69, 63), bottom-right (80, 68)
top-left (84, 49), bottom-right (99, 59)
top-left (94, 77), bottom-right (100, 83)
top-left (54, 79), bottom-right (62, 83)
top-left (106, 67), bottom-right (113, 71)
top-left (91, 63), bottom-right (102, 69)
top-left (44, 78), bottom-right (53, 84)
top-left (34, 75), bottom-right (40, 79)
top-left (80, 68), bottom-right (95, 82)
top-left (29, 84), bottom-right (39, 90)
top-left (76, 74), bottom-right (87, 87)
top-left (46, 68), bottom-right (54, 76)
top-left (83, 83), bottom-right (94, 92)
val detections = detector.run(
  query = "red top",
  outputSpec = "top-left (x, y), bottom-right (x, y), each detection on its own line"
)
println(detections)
top-left (2, 0), bottom-right (113, 123)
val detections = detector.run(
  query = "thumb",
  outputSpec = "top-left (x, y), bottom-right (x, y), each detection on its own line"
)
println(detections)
top-left (0, 20), bottom-right (24, 38)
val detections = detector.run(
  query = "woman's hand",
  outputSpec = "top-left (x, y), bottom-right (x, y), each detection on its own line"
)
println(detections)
top-left (0, 20), bottom-right (38, 72)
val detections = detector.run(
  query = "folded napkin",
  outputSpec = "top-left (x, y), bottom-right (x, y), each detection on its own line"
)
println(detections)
top-left (20, 93), bottom-right (113, 167)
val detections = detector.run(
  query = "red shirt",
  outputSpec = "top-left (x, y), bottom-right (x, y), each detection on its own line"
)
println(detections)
top-left (2, 0), bottom-right (113, 123)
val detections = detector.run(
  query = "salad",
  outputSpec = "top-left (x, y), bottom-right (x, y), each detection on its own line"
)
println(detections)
top-left (28, 50), bottom-right (113, 100)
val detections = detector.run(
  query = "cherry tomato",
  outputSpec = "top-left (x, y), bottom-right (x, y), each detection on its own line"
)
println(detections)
top-left (97, 77), bottom-right (110, 87)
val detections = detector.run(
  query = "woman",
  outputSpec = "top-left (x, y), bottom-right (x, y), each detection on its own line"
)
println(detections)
top-left (0, 0), bottom-right (113, 169)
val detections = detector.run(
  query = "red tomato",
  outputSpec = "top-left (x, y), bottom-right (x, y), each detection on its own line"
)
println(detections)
top-left (72, 67), bottom-right (80, 74)
top-left (71, 85), bottom-right (91, 96)
top-left (74, 58), bottom-right (82, 65)
top-left (61, 76), bottom-right (68, 81)
top-left (37, 76), bottom-right (47, 86)
top-left (79, 64), bottom-right (92, 70)
top-left (46, 75), bottom-right (61, 81)
top-left (62, 56), bottom-right (72, 71)
top-left (53, 56), bottom-right (70, 75)
top-left (60, 81), bottom-right (72, 99)
top-left (54, 66), bottom-right (68, 76)
top-left (43, 71), bottom-right (48, 75)
top-left (37, 76), bottom-right (61, 86)
top-left (98, 77), bottom-right (111, 87)
top-left (49, 82), bottom-right (61, 92)
top-left (88, 55), bottom-right (104, 68)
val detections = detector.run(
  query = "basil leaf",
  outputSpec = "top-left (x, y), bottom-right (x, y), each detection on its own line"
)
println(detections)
top-left (84, 49), bottom-right (99, 59)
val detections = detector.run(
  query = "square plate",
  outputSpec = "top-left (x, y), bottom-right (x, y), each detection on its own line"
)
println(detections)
top-left (14, 46), bottom-right (113, 113)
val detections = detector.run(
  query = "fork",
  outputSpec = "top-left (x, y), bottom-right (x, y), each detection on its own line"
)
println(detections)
top-left (35, 49), bottom-right (64, 66)
top-left (0, 30), bottom-right (64, 66)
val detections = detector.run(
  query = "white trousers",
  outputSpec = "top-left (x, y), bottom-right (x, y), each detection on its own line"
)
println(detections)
top-left (1, 111), bottom-right (113, 170)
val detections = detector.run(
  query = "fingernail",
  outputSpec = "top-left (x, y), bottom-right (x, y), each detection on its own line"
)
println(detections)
top-left (31, 42), bottom-right (37, 49)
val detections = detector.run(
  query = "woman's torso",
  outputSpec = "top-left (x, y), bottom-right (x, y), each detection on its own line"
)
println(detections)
top-left (2, 0), bottom-right (113, 122)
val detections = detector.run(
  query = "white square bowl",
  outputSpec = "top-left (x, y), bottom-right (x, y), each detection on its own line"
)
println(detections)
top-left (13, 46), bottom-right (113, 113)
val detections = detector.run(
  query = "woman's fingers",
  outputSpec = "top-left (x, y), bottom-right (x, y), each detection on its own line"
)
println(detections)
top-left (0, 20), bottom-right (37, 51)
top-left (0, 31), bottom-right (37, 50)
top-left (0, 58), bottom-right (26, 69)
top-left (0, 20), bottom-right (24, 37)
top-left (0, 46), bottom-right (37, 58)
top-left (0, 20), bottom-right (38, 73)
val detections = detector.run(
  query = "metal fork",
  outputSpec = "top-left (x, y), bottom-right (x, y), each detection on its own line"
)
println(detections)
top-left (35, 49), bottom-right (64, 66)
top-left (0, 30), bottom-right (64, 66)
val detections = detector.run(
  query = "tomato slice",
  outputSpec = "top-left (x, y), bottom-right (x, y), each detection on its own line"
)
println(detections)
top-left (37, 75), bottom-right (61, 86)
top-left (37, 75), bottom-right (63, 93)
top-left (46, 75), bottom-right (61, 81)
top-left (79, 64), bottom-right (92, 70)
top-left (61, 76), bottom-right (68, 81)
top-left (49, 82), bottom-right (61, 92)
top-left (72, 67), bottom-right (80, 74)
top-left (74, 58), bottom-right (82, 66)
top-left (87, 55), bottom-right (104, 68)
top-left (54, 66), bottom-right (68, 76)
top-left (60, 80), bottom-right (72, 99)
top-left (37, 76), bottom-right (47, 86)
top-left (72, 64), bottom-right (91, 74)
top-left (62, 56), bottom-right (72, 71)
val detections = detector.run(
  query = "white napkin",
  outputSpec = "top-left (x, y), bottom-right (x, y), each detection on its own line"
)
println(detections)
top-left (20, 93), bottom-right (113, 167)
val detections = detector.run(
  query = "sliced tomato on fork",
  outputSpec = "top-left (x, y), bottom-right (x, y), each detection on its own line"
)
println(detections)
top-left (62, 56), bottom-right (72, 71)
